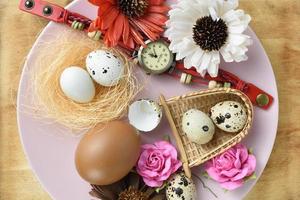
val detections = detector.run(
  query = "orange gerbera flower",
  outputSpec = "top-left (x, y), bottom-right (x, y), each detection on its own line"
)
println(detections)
top-left (88, 0), bottom-right (169, 49)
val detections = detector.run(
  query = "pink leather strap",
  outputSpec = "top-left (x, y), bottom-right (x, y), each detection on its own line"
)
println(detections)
top-left (19, 0), bottom-right (92, 31)
top-left (19, 0), bottom-right (66, 23)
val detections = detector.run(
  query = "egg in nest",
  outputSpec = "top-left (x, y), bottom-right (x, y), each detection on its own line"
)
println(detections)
top-left (86, 50), bottom-right (124, 87)
top-left (59, 66), bottom-right (95, 103)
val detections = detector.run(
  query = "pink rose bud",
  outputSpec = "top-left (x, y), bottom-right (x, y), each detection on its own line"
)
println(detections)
top-left (136, 141), bottom-right (182, 187)
top-left (205, 143), bottom-right (256, 190)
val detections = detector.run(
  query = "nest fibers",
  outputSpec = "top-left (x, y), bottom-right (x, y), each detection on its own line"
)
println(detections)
top-left (25, 30), bottom-right (139, 132)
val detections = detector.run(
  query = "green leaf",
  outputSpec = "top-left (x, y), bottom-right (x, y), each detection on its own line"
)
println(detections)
top-left (163, 135), bottom-right (170, 142)
top-left (248, 148), bottom-right (254, 154)
top-left (244, 173), bottom-right (257, 182)
top-left (155, 183), bottom-right (167, 193)
top-left (202, 171), bottom-right (209, 179)
top-left (224, 82), bottom-right (231, 88)
top-left (248, 173), bottom-right (257, 180)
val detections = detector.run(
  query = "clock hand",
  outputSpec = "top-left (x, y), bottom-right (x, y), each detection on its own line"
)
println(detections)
top-left (153, 47), bottom-right (158, 57)
top-left (149, 53), bottom-right (155, 57)
top-left (158, 54), bottom-right (163, 62)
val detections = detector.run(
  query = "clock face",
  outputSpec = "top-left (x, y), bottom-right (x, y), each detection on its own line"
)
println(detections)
top-left (138, 40), bottom-right (174, 74)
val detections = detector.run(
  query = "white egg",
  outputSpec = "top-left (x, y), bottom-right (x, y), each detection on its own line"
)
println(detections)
top-left (182, 109), bottom-right (215, 145)
top-left (210, 101), bottom-right (247, 133)
top-left (128, 99), bottom-right (162, 132)
top-left (166, 173), bottom-right (196, 200)
top-left (86, 50), bottom-right (124, 87)
top-left (59, 66), bottom-right (95, 103)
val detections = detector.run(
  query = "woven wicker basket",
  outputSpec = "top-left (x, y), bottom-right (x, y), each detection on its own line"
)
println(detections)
top-left (160, 88), bottom-right (253, 178)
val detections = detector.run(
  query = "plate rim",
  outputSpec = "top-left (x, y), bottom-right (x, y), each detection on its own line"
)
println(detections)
top-left (16, 1), bottom-right (279, 199)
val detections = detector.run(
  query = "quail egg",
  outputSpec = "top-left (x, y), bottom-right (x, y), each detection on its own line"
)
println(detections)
top-left (210, 101), bottom-right (247, 132)
top-left (86, 50), bottom-right (124, 87)
top-left (166, 172), bottom-right (196, 200)
top-left (182, 109), bottom-right (215, 145)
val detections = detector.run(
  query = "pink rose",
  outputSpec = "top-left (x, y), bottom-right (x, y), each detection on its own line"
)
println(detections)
top-left (205, 143), bottom-right (256, 190)
top-left (136, 141), bottom-right (182, 187)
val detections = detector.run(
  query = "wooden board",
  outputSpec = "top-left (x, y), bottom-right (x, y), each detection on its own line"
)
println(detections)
top-left (0, 0), bottom-right (299, 199)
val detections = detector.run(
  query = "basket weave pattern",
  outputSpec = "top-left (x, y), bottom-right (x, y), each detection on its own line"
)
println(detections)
top-left (160, 88), bottom-right (253, 177)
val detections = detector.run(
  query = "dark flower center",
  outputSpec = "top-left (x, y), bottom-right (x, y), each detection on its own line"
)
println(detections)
top-left (118, 187), bottom-right (147, 200)
top-left (118, 0), bottom-right (148, 18)
top-left (193, 15), bottom-right (228, 51)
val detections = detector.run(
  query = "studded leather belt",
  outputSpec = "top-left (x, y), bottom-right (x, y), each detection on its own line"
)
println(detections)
top-left (170, 62), bottom-right (274, 109)
top-left (19, 0), bottom-right (92, 31)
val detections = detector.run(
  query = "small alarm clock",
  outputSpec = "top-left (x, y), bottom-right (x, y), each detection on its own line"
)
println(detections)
top-left (137, 40), bottom-right (174, 74)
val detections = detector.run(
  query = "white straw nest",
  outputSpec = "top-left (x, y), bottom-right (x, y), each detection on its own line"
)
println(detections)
top-left (24, 30), bottom-right (140, 132)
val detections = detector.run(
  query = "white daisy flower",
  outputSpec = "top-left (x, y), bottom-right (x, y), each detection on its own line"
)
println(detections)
top-left (165, 0), bottom-right (252, 77)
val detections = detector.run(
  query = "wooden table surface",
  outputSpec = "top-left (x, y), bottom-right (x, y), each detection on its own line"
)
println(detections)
top-left (1, 0), bottom-right (299, 199)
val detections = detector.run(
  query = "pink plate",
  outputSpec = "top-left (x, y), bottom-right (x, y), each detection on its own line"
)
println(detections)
top-left (17, 0), bottom-right (278, 199)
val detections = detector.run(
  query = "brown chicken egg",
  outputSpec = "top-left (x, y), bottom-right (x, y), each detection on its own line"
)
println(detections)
top-left (75, 121), bottom-right (141, 185)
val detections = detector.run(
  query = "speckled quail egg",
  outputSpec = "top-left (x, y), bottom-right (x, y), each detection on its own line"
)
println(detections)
top-left (182, 109), bottom-right (215, 145)
top-left (166, 172), bottom-right (196, 200)
top-left (128, 99), bottom-right (162, 132)
top-left (86, 50), bottom-right (124, 87)
top-left (210, 101), bottom-right (247, 133)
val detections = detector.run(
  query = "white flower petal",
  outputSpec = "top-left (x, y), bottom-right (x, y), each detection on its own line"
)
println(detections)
top-left (209, 6), bottom-right (219, 20)
top-left (228, 14), bottom-right (250, 24)
top-left (221, 10), bottom-right (236, 22)
top-left (225, 45), bottom-right (249, 62)
top-left (228, 24), bottom-right (248, 34)
top-left (164, 26), bottom-right (175, 37)
top-left (170, 42), bottom-right (181, 52)
top-left (231, 51), bottom-right (248, 62)
top-left (175, 38), bottom-right (197, 60)
top-left (227, 33), bottom-right (248, 46)
top-left (167, 31), bottom-right (191, 41)
top-left (191, 49), bottom-right (205, 67)
top-left (170, 11), bottom-right (193, 21)
top-left (211, 51), bottom-right (221, 64)
top-left (168, 8), bottom-right (182, 15)
top-left (177, 0), bottom-right (195, 9)
top-left (216, 0), bottom-right (238, 16)
top-left (196, 52), bottom-right (212, 76)
top-left (169, 21), bottom-right (194, 33)
top-left (220, 47), bottom-right (234, 62)
top-left (226, 13), bottom-right (251, 32)
top-left (222, 10), bottom-right (245, 23)
top-left (242, 14), bottom-right (252, 24)
top-left (207, 52), bottom-right (220, 77)
top-left (227, 20), bottom-right (248, 28)
top-left (245, 37), bottom-right (253, 46)
top-left (169, 40), bottom-right (180, 51)
top-left (184, 53), bottom-right (194, 69)
top-left (208, 62), bottom-right (219, 77)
